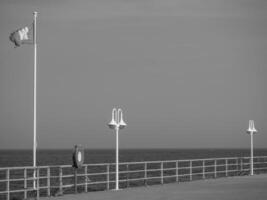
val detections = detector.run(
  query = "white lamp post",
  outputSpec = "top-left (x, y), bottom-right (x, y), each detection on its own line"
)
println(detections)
top-left (246, 120), bottom-right (257, 176)
top-left (108, 108), bottom-right (127, 190)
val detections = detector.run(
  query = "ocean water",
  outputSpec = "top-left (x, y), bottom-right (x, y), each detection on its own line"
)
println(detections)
top-left (1, 148), bottom-right (267, 168)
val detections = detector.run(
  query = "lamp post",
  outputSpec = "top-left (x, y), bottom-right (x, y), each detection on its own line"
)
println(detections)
top-left (246, 120), bottom-right (257, 176)
top-left (108, 108), bottom-right (127, 190)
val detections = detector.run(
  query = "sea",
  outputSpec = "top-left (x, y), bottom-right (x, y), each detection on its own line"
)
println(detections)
top-left (1, 148), bottom-right (267, 168)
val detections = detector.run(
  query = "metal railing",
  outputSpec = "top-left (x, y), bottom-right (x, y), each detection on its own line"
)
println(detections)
top-left (0, 156), bottom-right (267, 200)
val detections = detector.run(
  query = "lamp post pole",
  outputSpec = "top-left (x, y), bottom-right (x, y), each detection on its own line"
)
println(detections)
top-left (250, 132), bottom-right (253, 175)
top-left (247, 120), bottom-right (257, 176)
top-left (115, 125), bottom-right (119, 190)
top-left (108, 108), bottom-right (127, 190)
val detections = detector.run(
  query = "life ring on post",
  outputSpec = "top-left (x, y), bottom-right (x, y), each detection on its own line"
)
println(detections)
top-left (72, 145), bottom-right (84, 168)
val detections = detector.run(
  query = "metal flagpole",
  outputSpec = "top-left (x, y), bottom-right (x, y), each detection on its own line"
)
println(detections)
top-left (33, 11), bottom-right (38, 189)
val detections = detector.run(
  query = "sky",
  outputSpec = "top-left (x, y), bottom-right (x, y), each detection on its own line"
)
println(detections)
top-left (0, 0), bottom-right (266, 149)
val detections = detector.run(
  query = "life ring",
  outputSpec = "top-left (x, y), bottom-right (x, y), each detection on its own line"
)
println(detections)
top-left (72, 145), bottom-right (84, 168)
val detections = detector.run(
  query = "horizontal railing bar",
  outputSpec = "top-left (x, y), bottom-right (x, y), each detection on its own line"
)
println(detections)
top-left (86, 172), bottom-right (108, 176)
top-left (8, 178), bottom-right (25, 181)
top-left (8, 188), bottom-right (38, 192)
top-left (203, 171), bottom-right (219, 175)
top-left (86, 180), bottom-right (108, 185)
top-left (254, 167), bottom-right (267, 170)
top-left (216, 164), bottom-right (229, 167)
top-left (49, 186), bottom-right (62, 189)
top-left (118, 179), bottom-right (131, 183)
top-left (61, 184), bottom-right (74, 188)
top-left (123, 177), bottom-right (145, 182)
top-left (162, 167), bottom-right (177, 171)
top-left (216, 171), bottom-right (226, 174)
top-left (84, 163), bottom-right (113, 167)
top-left (0, 166), bottom-right (55, 170)
top-left (254, 161), bottom-right (267, 164)
top-left (8, 176), bottom-right (49, 181)
top-left (61, 183), bottom-right (111, 188)
top-left (61, 174), bottom-right (74, 178)
top-left (176, 166), bottom-right (190, 170)
top-left (190, 165), bottom-right (204, 169)
top-left (38, 186), bottom-right (50, 189)
top-left (3, 188), bottom-right (36, 193)
top-left (49, 176), bottom-right (60, 178)
top-left (146, 168), bottom-right (163, 172)
top-left (120, 169), bottom-right (145, 174)
top-left (176, 174), bottom-right (191, 177)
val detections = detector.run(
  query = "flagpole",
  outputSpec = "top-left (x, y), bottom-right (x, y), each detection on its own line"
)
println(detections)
top-left (33, 11), bottom-right (38, 189)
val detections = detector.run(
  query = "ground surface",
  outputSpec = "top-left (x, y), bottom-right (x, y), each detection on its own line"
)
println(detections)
top-left (43, 175), bottom-right (267, 200)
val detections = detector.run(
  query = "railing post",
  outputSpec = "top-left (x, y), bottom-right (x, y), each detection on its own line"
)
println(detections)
top-left (144, 162), bottom-right (147, 186)
top-left (106, 164), bottom-right (109, 191)
top-left (36, 167), bottom-right (40, 200)
top-left (214, 159), bottom-right (217, 178)
top-left (126, 164), bottom-right (129, 188)
top-left (160, 162), bottom-right (163, 184)
top-left (226, 159), bottom-right (228, 177)
top-left (59, 167), bottom-right (63, 195)
top-left (47, 167), bottom-right (50, 197)
top-left (24, 168), bottom-right (27, 199)
top-left (240, 158), bottom-right (243, 172)
top-left (202, 160), bottom-right (205, 179)
top-left (74, 168), bottom-right (77, 194)
top-left (84, 166), bottom-right (88, 193)
top-left (6, 169), bottom-right (9, 200)
top-left (190, 161), bottom-right (192, 181)
top-left (238, 158), bottom-right (240, 176)
top-left (176, 161), bottom-right (179, 182)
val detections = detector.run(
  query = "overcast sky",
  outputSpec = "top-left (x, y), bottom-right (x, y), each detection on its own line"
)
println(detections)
top-left (0, 0), bottom-right (266, 149)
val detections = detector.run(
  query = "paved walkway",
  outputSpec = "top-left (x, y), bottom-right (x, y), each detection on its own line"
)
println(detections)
top-left (42, 175), bottom-right (267, 200)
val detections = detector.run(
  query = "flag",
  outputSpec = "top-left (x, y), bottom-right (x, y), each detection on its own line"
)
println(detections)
top-left (9, 23), bottom-right (33, 47)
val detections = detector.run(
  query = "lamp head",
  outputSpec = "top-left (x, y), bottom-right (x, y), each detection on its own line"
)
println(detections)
top-left (118, 108), bottom-right (127, 129)
top-left (247, 120), bottom-right (257, 134)
top-left (108, 108), bottom-right (118, 129)
top-left (108, 119), bottom-right (117, 129)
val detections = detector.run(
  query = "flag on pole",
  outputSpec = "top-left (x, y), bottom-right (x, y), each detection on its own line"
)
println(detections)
top-left (9, 23), bottom-right (33, 47)
top-left (10, 13), bottom-right (38, 189)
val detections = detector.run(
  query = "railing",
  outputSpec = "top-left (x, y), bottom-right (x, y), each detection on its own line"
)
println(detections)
top-left (0, 156), bottom-right (267, 200)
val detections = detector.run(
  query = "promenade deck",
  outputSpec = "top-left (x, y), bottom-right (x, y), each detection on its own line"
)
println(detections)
top-left (42, 174), bottom-right (267, 200)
